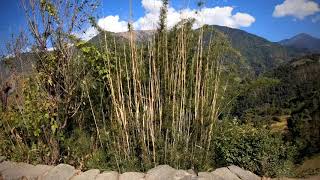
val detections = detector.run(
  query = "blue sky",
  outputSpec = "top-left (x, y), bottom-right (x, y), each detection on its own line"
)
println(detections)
top-left (1, 0), bottom-right (320, 53)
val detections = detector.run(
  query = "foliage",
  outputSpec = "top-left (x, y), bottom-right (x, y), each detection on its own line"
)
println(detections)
top-left (0, 74), bottom-right (58, 164)
top-left (232, 54), bottom-right (320, 159)
top-left (214, 120), bottom-right (297, 177)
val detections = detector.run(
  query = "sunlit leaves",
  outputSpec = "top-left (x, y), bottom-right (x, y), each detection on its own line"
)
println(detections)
top-left (40, 0), bottom-right (57, 17)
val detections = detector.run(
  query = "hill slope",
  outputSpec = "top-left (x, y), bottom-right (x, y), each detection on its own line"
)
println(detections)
top-left (0, 25), bottom-right (308, 80)
top-left (94, 25), bottom-right (300, 75)
top-left (233, 54), bottom-right (320, 157)
top-left (279, 33), bottom-right (320, 53)
top-left (208, 25), bottom-right (293, 74)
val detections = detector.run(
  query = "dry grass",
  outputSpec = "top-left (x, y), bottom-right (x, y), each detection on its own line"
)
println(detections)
top-left (94, 21), bottom-right (236, 170)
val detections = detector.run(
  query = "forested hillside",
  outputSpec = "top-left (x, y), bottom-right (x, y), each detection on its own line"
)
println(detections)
top-left (91, 25), bottom-right (301, 75)
top-left (233, 54), bottom-right (320, 159)
top-left (208, 25), bottom-right (291, 74)
top-left (0, 24), bottom-right (310, 79)
top-left (280, 33), bottom-right (320, 53)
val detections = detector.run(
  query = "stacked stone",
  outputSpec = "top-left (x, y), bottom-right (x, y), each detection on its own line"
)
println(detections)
top-left (0, 157), bottom-right (261, 180)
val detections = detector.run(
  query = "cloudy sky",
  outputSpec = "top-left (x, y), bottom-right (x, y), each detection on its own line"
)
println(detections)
top-left (0, 0), bottom-right (320, 50)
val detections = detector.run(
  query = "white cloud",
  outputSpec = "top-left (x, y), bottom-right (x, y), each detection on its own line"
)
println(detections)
top-left (47, 47), bottom-right (55, 51)
top-left (97, 15), bottom-right (128, 32)
top-left (134, 0), bottom-right (255, 30)
top-left (78, 0), bottom-right (255, 40)
top-left (5, 53), bottom-right (15, 58)
top-left (232, 13), bottom-right (256, 27)
top-left (141, 0), bottom-right (163, 13)
top-left (133, 0), bottom-right (181, 30)
top-left (75, 27), bottom-right (98, 41)
top-left (273, 0), bottom-right (320, 19)
top-left (75, 15), bottom-right (128, 41)
top-left (191, 7), bottom-right (255, 28)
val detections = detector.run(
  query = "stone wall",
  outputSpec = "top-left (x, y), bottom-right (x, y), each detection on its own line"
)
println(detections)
top-left (0, 156), bottom-right (262, 180)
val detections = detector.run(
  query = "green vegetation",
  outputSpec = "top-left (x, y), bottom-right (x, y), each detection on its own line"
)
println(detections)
top-left (214, 120), bottom-right (296, 177)
top-left (0, 0), bottom-right (319, 178)
top-left (209, 25), bottom-right (291, 75)
top-left (232, 54), bottom-right (320, 157)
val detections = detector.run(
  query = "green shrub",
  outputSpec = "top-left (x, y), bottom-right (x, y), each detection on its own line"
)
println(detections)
top-left (214, 120), bottom-right (296, 177)
top-left (0, 75), bottom-right (58, 164)
top-left (61, 129), bottom-right (93, 168)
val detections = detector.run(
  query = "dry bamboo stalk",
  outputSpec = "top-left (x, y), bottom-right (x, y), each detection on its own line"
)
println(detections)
top-left (97, 18), bottom-right (232, 169)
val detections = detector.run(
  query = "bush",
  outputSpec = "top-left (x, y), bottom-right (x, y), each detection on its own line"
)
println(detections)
top-left (213, 120), bottom-right (297, 177)
top-left (0, 75), bottom-right (58, 164)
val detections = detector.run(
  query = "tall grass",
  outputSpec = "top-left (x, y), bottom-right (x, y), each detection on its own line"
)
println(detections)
top-left (83, 7), bottom-right (237, 170)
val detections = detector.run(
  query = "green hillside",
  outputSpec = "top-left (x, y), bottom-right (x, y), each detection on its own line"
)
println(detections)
top-left (89, 25), bottom-right (299, 75)
top-left (209, 25), bottom-right (291, 74)
top-left (233, 54), bottom-right (320, 159)
top-left (1, 25), bottom-right (308, 79)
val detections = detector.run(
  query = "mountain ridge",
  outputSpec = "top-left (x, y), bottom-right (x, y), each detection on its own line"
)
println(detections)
top-left (279, 33), bottom-right (320, 53)
top-left (1, 25), bottom-right (311, 79)
top-left (90, 25), bottom-right (299, 75)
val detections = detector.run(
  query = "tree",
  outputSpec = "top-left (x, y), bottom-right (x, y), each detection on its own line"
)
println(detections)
top-left (20, 0), bottom-right (98, 163)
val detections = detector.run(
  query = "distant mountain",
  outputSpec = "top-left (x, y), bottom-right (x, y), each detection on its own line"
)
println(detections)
top-left (207, 25), bottom-right (292, 75)
top-left (91, 25), bottom-right (296, 75)
top-left (1, 26), bottom-right (309, 80)
top-left (0, 53), bottom-right (34, 80)
top-left (117, 30), bottom-right (154, 42)
top-left (279, 33), bottom-right (320, 53)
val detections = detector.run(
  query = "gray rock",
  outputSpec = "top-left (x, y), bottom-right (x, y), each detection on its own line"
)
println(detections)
top-left (145, 165), bottom-right (176, 180)
top-left (0, 162), bottom-right (34, 180)
top-left (95, 171), bottom-right (119, 180)
top-left (33, 165), bottom-right (54, 177)
top-left (187, 169), bottom-right (197, 176)
top-left (40, 164), bottom-right (80, 180)
top-left (228, 165), bottom-right (260, 180)
top-left (71, 169), bottom-right (100, 180)
top-left (0, 163), bottom-right (52, 180)
top-left (0, 163), bottom-right (263, 180)
top-left (0, 156), bottom-right (5, 163)
top-left (186, 169), bottom-right (197, 180)
top-left (173, 170), bottom-right (192, 180)
top-left (211, 167), bottom-right (241, 180)
top-left (0, 161), bottom-right (17, 173)
top-left (119, 172), bottom-right (145, 180)
top-left (197, 172), bottom-right (216, 180)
